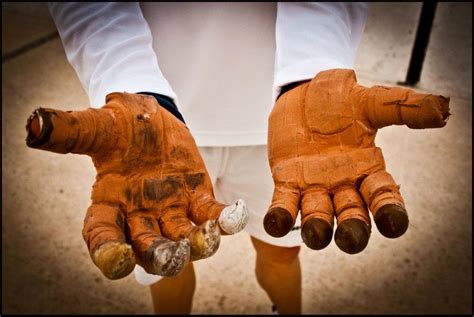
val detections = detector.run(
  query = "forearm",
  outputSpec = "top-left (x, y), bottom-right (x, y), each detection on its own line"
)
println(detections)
top-left (47, 2), bottom-right (178, 108)
top-left (274, 2), bottom-right (369, 101)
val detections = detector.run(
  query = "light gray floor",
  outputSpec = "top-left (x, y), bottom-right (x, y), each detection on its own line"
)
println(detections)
top-left (2, 2), bottom-right (472, 314)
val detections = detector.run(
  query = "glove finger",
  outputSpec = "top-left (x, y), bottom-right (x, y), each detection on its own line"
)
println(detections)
top-left (25, 106), bottom-right (118, 155)
top-left (187, 191), bottom-right (245, 236)
top-left (185, 171), bottom-right (248, 235)
top-left (83, 203), bottom-right (136, 279)
top-left (127, 210), bottom-right (190, 276)
top-left (332, 185), bottom-right (371, 254)
top-left (263, 182), bottom-right (300, 238)
top-left (300, 186), bottom-right (334, 250)
top-left (160, 205), bottom-right (220, 261)
top-left (359, 84), bottom-right (450, 129)
top-left (360, 170), bottom-right (409, 239)
top-left (188, 192), bottom-right (226, 225)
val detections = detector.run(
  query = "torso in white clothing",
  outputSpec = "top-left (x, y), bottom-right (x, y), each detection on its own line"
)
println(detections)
top-left (49, 2), bottom-right (367, 147)
top-left (140, 2), bottom-right (277, 146)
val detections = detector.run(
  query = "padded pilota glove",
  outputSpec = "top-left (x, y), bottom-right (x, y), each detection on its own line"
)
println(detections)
top-left (26, 92), bottom-right (249, 279)
top-left (264, 69), bottom-right (450, 254)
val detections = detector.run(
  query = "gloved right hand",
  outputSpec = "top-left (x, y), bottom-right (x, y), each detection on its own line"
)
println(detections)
top-left (25, 92), bottom-right (249, 279)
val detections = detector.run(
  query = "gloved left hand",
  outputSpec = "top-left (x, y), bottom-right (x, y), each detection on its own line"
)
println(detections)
top-left (264, 69), bottom-right (450, 254)
top-left (25, 92), bottom-right (249, 279)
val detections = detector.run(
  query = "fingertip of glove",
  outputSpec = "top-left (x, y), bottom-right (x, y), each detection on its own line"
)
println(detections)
top-left (218, 199), bottom-right (250, 234)
top-left (374, 204), bottom-right (409, 239)
top-left (263, 207), bottom-right (294, 238)
top-left (301, 218), bottom-right (333, 250)
top-left (335, 218), bottom-right (371, 254)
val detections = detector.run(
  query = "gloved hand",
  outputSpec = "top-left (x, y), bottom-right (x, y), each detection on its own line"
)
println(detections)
top-left (264, 69), bottom-right (450, 254)
top-left (25, 92), bottom-right (249, 279)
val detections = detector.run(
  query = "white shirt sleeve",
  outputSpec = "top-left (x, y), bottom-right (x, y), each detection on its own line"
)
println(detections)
top-left (274, 2), bottom-right (369, 100)
top-left (47, 2), bottom-right (178, 108)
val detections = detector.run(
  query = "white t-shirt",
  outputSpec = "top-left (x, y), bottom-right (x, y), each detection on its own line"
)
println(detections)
top-left (48, 2), bottom-right (368, 146)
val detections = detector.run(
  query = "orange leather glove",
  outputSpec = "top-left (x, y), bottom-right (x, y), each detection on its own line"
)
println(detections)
top-left (264, 69), bottom-right (450, 254)
top-left (25, 92), bottom-right (249, 279)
